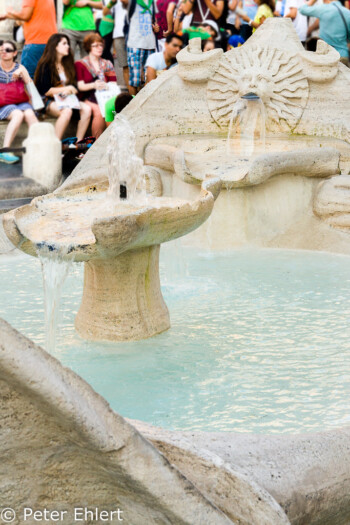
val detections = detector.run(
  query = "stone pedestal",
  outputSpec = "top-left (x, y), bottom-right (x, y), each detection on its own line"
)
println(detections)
top-left (75, 244), bottom-right (170, 341)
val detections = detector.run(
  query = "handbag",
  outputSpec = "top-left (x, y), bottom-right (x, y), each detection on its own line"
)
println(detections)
top-left (0, 80), bottom-right (29, 108)
top-left (26, 81), bottom-right (44, 110)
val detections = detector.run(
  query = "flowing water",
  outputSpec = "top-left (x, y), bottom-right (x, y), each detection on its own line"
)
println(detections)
top-left (38, 247), bottom-right (73, 353)
top-left (227, 96), bottom-right (266, 161)
top-left (107, 115), bottom-right (145, 202)
top-left (1, 245), bottom-right (350, 435)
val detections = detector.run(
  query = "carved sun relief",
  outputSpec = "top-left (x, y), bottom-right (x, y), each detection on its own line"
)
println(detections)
top-left (207, 44), bottom-right (309, 131)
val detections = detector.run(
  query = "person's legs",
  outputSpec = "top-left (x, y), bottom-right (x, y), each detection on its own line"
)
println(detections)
top-left (47, 102), bottom-right (73, 140)
top-left (3, 109), bottom-right (24, 147)
top-left (61, 29), bottom-right (80, 58)
top-left (85, 101), bottom-right (105, 138)
top-left (77, 31), bottom-right (94, 59)
top-left (23, 108), bottom-right (38, 128)
top-left (239, 24), bottom-right (252, 41)
top-left (114, 37), bottom-right (129, 90)
top-left (127, 47), bottom-right (142, 95)
top-left (102, 32), bottom-right (114, 63)
top-left (20, 44), bottom-right (46, 79)
top-left (76, 102), bottom-right (92, 141)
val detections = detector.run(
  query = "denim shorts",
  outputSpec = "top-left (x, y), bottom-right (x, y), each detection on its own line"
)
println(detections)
top-left (21, 44), bottom-right (46, 79)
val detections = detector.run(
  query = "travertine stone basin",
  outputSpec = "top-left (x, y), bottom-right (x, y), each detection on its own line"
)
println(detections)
top-left (3, 177), bottom-right (221, 341)
top-left (145, 134), bottom-right (349, 188)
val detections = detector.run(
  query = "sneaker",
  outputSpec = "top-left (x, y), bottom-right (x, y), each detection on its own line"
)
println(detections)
top-left (0, 152), bottom-right (20, 164)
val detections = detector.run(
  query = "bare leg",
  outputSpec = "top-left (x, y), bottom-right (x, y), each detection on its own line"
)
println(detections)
top-left (23, 108), bottom-right (38, 128)
top-left (3, 110), bottom-right (24, 147)
top-left (47, 102), bottom-right (73, 140)
top-left (123, 66), bottom-right (130, 92)
top-left (85, 101), bottom-right (105, 139)
top-left (76, 102), bottom-right (92, 141)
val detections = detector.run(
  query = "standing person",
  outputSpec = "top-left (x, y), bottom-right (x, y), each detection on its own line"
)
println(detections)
top-left (283, 0), bottom-right (308, 44)
top-left (3, 0), bottom-right (57, 79)
top-left (34, 34), bottom-right (92, 141)
top-left (239, 0), bottom-right (274, 30)
top-left (75, 32), bottom-right (117, 138)
top-left (98, 1), bottom-right (116, 62)
top-left (181, 0), bottom-right (226, 27)
top-left (145, 32), bottom-right (183, 82)
top-left (123, 0), bottom-right (159, 95)
top-left (103, 0), bottom-right (129, 89)
top-left (0, 41), bottom-right (38, 164)
top-left (155, 0), bottom-right (177, 48)
top-left (238, 0), bottom-right (258, 39)
top-left (299, 0), bottom-right (350, 63)
top-left (61, 0), bottom-right (103, 57)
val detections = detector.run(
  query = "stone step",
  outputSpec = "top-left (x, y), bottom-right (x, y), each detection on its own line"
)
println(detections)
top-left (0, 197), bottom-right (32, 214)
top-left (0, 117), bottom-right (78, 150)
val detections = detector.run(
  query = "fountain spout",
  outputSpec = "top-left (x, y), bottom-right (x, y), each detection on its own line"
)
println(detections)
top-left (241, 92), bottom-right (260, 101)
top-left (227, 91), bottom-right (266, 159)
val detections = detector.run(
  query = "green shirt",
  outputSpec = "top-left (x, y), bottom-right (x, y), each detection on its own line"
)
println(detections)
top-left (62, 1), bottom-right (99, 32)
top-left (105, 95), bottom-right (117, 123)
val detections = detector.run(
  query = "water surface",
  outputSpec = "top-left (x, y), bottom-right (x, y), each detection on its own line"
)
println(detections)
top-left (1, 245), bottom-right (349, 434)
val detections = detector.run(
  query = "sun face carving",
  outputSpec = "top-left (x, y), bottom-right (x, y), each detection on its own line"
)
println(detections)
top-left (207, 44), bottom-right (309, 131)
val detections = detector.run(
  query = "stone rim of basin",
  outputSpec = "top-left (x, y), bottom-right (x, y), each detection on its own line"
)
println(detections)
top-left (2, 176), bottom-right (221, 262)
top-left (144, 134), bottom-right (347, 189)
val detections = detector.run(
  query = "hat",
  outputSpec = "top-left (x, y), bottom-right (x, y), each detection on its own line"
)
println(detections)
top-left (201, 19), bottom-right (219, 39)
top-left (228, 34), bottom-right (245, 48)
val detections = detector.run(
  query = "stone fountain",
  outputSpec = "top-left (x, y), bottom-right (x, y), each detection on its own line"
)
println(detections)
top-left (61, 18), bottom-right (350, 253)
top-left (2, 118), bottom-right (221, 342)
top-left (1, 16), bottom-right (350, 525)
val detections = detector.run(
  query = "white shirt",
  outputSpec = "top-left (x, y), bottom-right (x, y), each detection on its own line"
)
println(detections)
top-left (284, 0), bottom-right (308, 42)
top-left (146, 51), bottom-right (167, 71)
top-left (113, 0), bottom-right (127, 38)
top-left (127, 4), bottom-right (156, 50)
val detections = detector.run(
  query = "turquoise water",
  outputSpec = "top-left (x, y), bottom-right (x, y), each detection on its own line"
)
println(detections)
top-left (1, 245), bottom-right (350, 434)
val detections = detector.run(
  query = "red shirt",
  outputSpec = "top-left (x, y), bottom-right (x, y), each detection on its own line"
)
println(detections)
top-left (75, 58), bottom-right (117, 103)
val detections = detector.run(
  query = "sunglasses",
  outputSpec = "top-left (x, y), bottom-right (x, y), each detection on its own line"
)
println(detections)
top-left (2, 48), bottom-right (15, 53)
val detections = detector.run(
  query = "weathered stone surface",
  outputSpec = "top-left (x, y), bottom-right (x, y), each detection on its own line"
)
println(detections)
top-left (0, 317), bottom-right (236, 525)
top-left (314, 174), bottom-right (350, 229)
top-left (57, 19), bottom-right (350, 254)
top-left (135, 421), bottom-right (350, 525)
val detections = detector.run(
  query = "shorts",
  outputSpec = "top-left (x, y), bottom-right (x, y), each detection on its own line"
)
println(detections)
top-left (114, 37), bottom-right (128, 68)
top-left (127, 48), bottom-right (154, 87)
top-left (21, 44), bottom-right (46, 79)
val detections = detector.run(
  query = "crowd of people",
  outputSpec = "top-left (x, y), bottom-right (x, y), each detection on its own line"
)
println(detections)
top-left (0, 0), bottom-right (349, 164)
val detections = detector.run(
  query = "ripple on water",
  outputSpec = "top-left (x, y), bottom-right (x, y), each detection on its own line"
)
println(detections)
top-left (0, 246), bottom-right (350, 434)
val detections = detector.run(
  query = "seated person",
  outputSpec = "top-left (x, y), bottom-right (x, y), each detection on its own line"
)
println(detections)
top-left (201, 38), bottom-right (215, 51)
top-left (227, 33), bottom-right (244, 49)
top-left (105, 92), bottom-right (133, 127)
top-left (145, 33), bottom-right (183, 83)
top-left (34, 33), bottom-right (92, 141)
top-left (0, 40), bottom-right (38, 164)
top-left (75, 32), bottom-right (116, 138)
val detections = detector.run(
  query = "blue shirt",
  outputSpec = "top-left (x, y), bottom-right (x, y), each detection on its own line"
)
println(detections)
top-left (299, 1), bottom-right (350, 57)
top-left (242, 0), bottom-right (258, 25)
